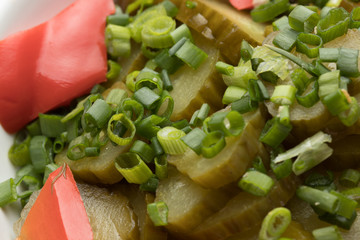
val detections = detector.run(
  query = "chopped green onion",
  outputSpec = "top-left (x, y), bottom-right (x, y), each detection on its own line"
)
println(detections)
top-left (240, 40), bottom-right (253, 62)
top-left (201, 131), bottom-right (226, 158)
top-left (350, 7), bottom-right (360, 29)
top-left (318, 70), bottom-right (340, 100)
top-left (273, 28), bottom-right (299, 52)
top-left (208, 111), bottom-right (245, 137)
top-left (155, 155), bottom-right (168, 180)
top-left (339, 96), bottom-right (360, 126)
top-left (260, 117), bottom-right (292, 149)
top-left (259, 207), bottom-right (291, 240)
top-left (140, 176), bottom-right (159, 192)
top-left (340, 169), bottom-right (360, 188)
top-left (296, 33), bottom-right (323, 58)
top-left (270, 85), bottom-right (297, 105)
top-left (157, 127), bottom-right (187, 155)
top-left (154, 90), bottom-right (174, 119)
top-left (185, 0), bottom-right (197, 9)
top-left (0, 178), bottom-right (17, 207)
top-left (130, 140), bottom-right (155, 164)
top-left (222, 86), bottom-right (247, 105)
top-left (151, 136), bottom-right (164, 156)
top-left (135, 68), bottom-right (163, 94)
top-left (305, 171), bottom-right (334, 189)
top-left (161, 0), bottom-right (178, 17)
top-left (107, 114), bottom-right (136, 146)
top-left (318, 211), bottom-right (356, 230)
top-left (106, 60), bottom-right (122, 81)
top-left (330, 190), bottom-right (357, 219)
top-left (341, 187), bottom-right (360, 206)
top-left (61, 98), bottom-right (86, 123)
top-left (30, 136), bottom-right (53, 172)
top-left (296, 186), bottom-right (339, 213)
top-left (189, 103), bottom-right (210, 127)
top-left (172, 119), bottom-right (189, 130)
top-left (84, 147), bottom-right (100, 157)
top-left (106, 88), bottom-right (127, 107)
top-left (106, 7), bottom-right (129, 26)
top-left (155, 49), bottom-right (184, 74)
top-left (105, 24), bottom-right (131, 58)
top-left (26, 119), bottom-right (41, 136)
top-left (288, 5), bottom-right (319, 33)
top-left (312, 226), bottom-right (343, 240)
top-left (133, 87), bottom-right (161, 110)
top-left (273, 16), bottom-right (291, 31)
top-left (238, 170), bottom-right (275, 197)
top-left (91, 84), bottom-right (106, 95)
top-left (216, 61), bottom-right (234, 76)
top-left (170, 24), bottom-right (193, 43)
top-left (126, 71), bottom-right (140, 92)
top-left (136, 115), bottom-right (167, 139)
top-left (337, 48), bottom-right (360, 78)
top-left (168, 37), bottom-right (187, 56)
top-left (8, 131), bottom-right (31, 166)
top-left (291, 68), bottom-right (311, 94)
top-left (222, 61), bottom-right (257, 88)
top-left (270, 150), bottom-right (293, 180)
top-left (160, 69), bottom-right (173, 91)
top-left (15, 164), bottom-right (41, 185)
top-left (231, 94), bottom-right (258, 114)
top-left (115, 152), bottom-right (153, 184)
top-left (53, 133), bottom-right (66, 154)
top-left (39, 114), bottom-right (66, 138)
top-left (319, 48), bottom-right (339, 62)
top-left (66, 114), bottom-right (82, 142)
top-left (141, 15), bottom-right (175, 49)
top-left (322, 89), bottom-right (350, 116)
top-left (84, 99), bottom-right (113, 129)
top-left (147, 201), bottom-right (169, 226)
top-left (181, 128), bottom-right (206, 155)
top-left (251, 156), bottom-right (267, 174)
top-left (248, 79), bottom-right (270, 102)
top-left (67, 135), bottom-right (89, 161)
top-left (119, 98), bottom-right (144, 125)
top-left (317, 7), bottom-right (350, 43)
top-left (174, 39), bottom-right (208, 69)
top-left (43, 163), bottom-right (59, 185)
top-left (251, 0), bottom-right (290, 23)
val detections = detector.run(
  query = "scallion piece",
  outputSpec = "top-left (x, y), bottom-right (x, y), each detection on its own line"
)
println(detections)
top-left (140, 176), bottom-right (159, 193)
top-left (272, 28), bottom-right (299, 52)
top-left (105, 24), bottom-right (131, 58)
top-left (319, 211), bottom-right (356, 230)
top-left (151, 136), bottom-right (164, 156)
top-left (119, 98), bottom-right (144, 125)
top-left (170, 24), bottom-right (193, 43)
top-left (106, 60), bottom-right (122, 81)
top-left (248, 79), bottom-right (270, 102)
top-left (181, 128), bottom-right (206, 155)
top-left (240, 40), bottom-right (254, 62)
top-left (216, 61), bottom-right (234, 76)
top-left (259, 207), bottom-right (291, 240)
top-left (174, 39), bottom-right (208, 69)
top-left (296, 33), bottom-right (323, 58)
top-left (141, 15), bottom-right (175, 48)
top-left (106, 88), bottom-right (127, 107)
top-left (115, 152), bottom-right (153, 184)
top-left (251, 0), bottom-right (290, 23)
top-left (106, 6), bottom-right (129, 26)
top-left (53, 134), bottom-right (66, 154)
top-left (147, 201), bottom-right (169, 226)
top-left (317, 7), bottom-right (350, 43)
top-left (222, 86), bottom-right (247, 105)
top-left (133, 87), bottom-right (161, 110)
top-left (84, 147), bottom-right (100, 157)
top-left (130, 140), bottom-right (155, 164)
top-left (67, 135), bottom-right (89, 161)
top-left (318, 70), bottom-right (340, 100)
top-left (39, 114), bottom-right (66, 138)
top-left (172, 119), bottom-right (189, 130)
top-left (319, 48), bottom-right (339, 62)
top-left (337, 48), bottom-right (360, 78)
top-left (288, 5), bottom-right (320, 33)
top-left (201, 131), bottom-right (226, 158)
top-left (160, 69), bottom-right (173, 91)
top-left (291, 68), bottom-right (311, 94)
top-left (0, 178), bottom-right (17, 207)
top-left (43, 163), bottom-right (59, 185)
top-left (260, 117), bottom-right (292, 149)
top-left (154, 90), bottom-right (174, 119)
top-left (207, 111), bottom-right (245, 137)
top-left (251, 156), bottom-right (267, 174)
top-left (84, 99), bottom-right (113, 129)
top-left (296, 80), bottom-right (320, 108)
top-left (189, 103), bottom-right (210, 127)
top-left (270, 150), bottom-right (292, 180)
top-left (135, 68), bottom-right (163, 94)
top-left (155, 49), bottom-right (184, 74)
top-left (157, 127), bottom-right (187, 155)
top-left (107, 114), bottom-right (135, 146)
top-left (270, 85), bottom-right (297, 105)
top-left (136, 115), bottom-right (167, 139)
top-left (273, 16), bottom-right (290, 31)
top-left (339, 96), bottom-right (360, 126)
top-left (231, 95), bottom-right (258, 114)
top-left (296, 186), bottom-right (339, 213)
top-left (340, 169), bottom-right (360, 188)
top-left (161, 0), bottom-right (178, 17)
top-left (155, 155), bottom-right (168, 180)
top-left (185, 0), bottom-right (197, 9)
top-left (330, 190), bottom-right (357, 219)
top-left (322, 89), bottom-right (350, 116)
top-left (350, 7), bottom-right (360, 29)
top-left (29, 136), bottom-right (53, 172)
top-left (8, 131), bottom-right (31, 166)
top-left (26, 120), bottom-right (41, 136)
top-left (312, 226), bottom-right (343, 240)
top-left (341, 187), bottom-right (360, 206)
top-left (126, 70), bottom-right (139, 92)
top-left (238, 170), bottom-right (275, 197)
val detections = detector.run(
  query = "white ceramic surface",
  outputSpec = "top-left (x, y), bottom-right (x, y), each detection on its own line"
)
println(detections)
top-left (0, 0), bottom-right (75, 238)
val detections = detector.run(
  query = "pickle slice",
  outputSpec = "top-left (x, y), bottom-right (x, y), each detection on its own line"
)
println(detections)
top-left (168, 109), bottom-right (266, 189)
top-left (155, 166), bottom-right (233, 237)
top-left (171, 0), bottom-right (266, 65)
top-left (189, 174), bottom-right (299, 240)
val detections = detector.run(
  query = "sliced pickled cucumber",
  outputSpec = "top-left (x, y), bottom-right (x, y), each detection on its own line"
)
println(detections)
top-left (168, 109), bottom-right (266, 189)
top-left (117, 184), bottom-right (168, 240)
top-left (171, 0), bottom-right (266, 65)
top-left (154, 166), bottom-right (233, 237)
top-left (166, 31), bottom-right (226, 122)
top-left (189, 174), bottom-right (299, 240)
top-left (55, 140), bottom-right (130, 184)
top-left (14, 184), bottom-right (139, 240)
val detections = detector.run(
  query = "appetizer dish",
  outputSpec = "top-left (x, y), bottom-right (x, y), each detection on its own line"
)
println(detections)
top-left (1, 0), bottom-right (360, 239)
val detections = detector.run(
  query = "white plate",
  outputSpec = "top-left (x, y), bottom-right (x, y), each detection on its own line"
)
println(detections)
top-left (0, 0), bottom-right (75, 238)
